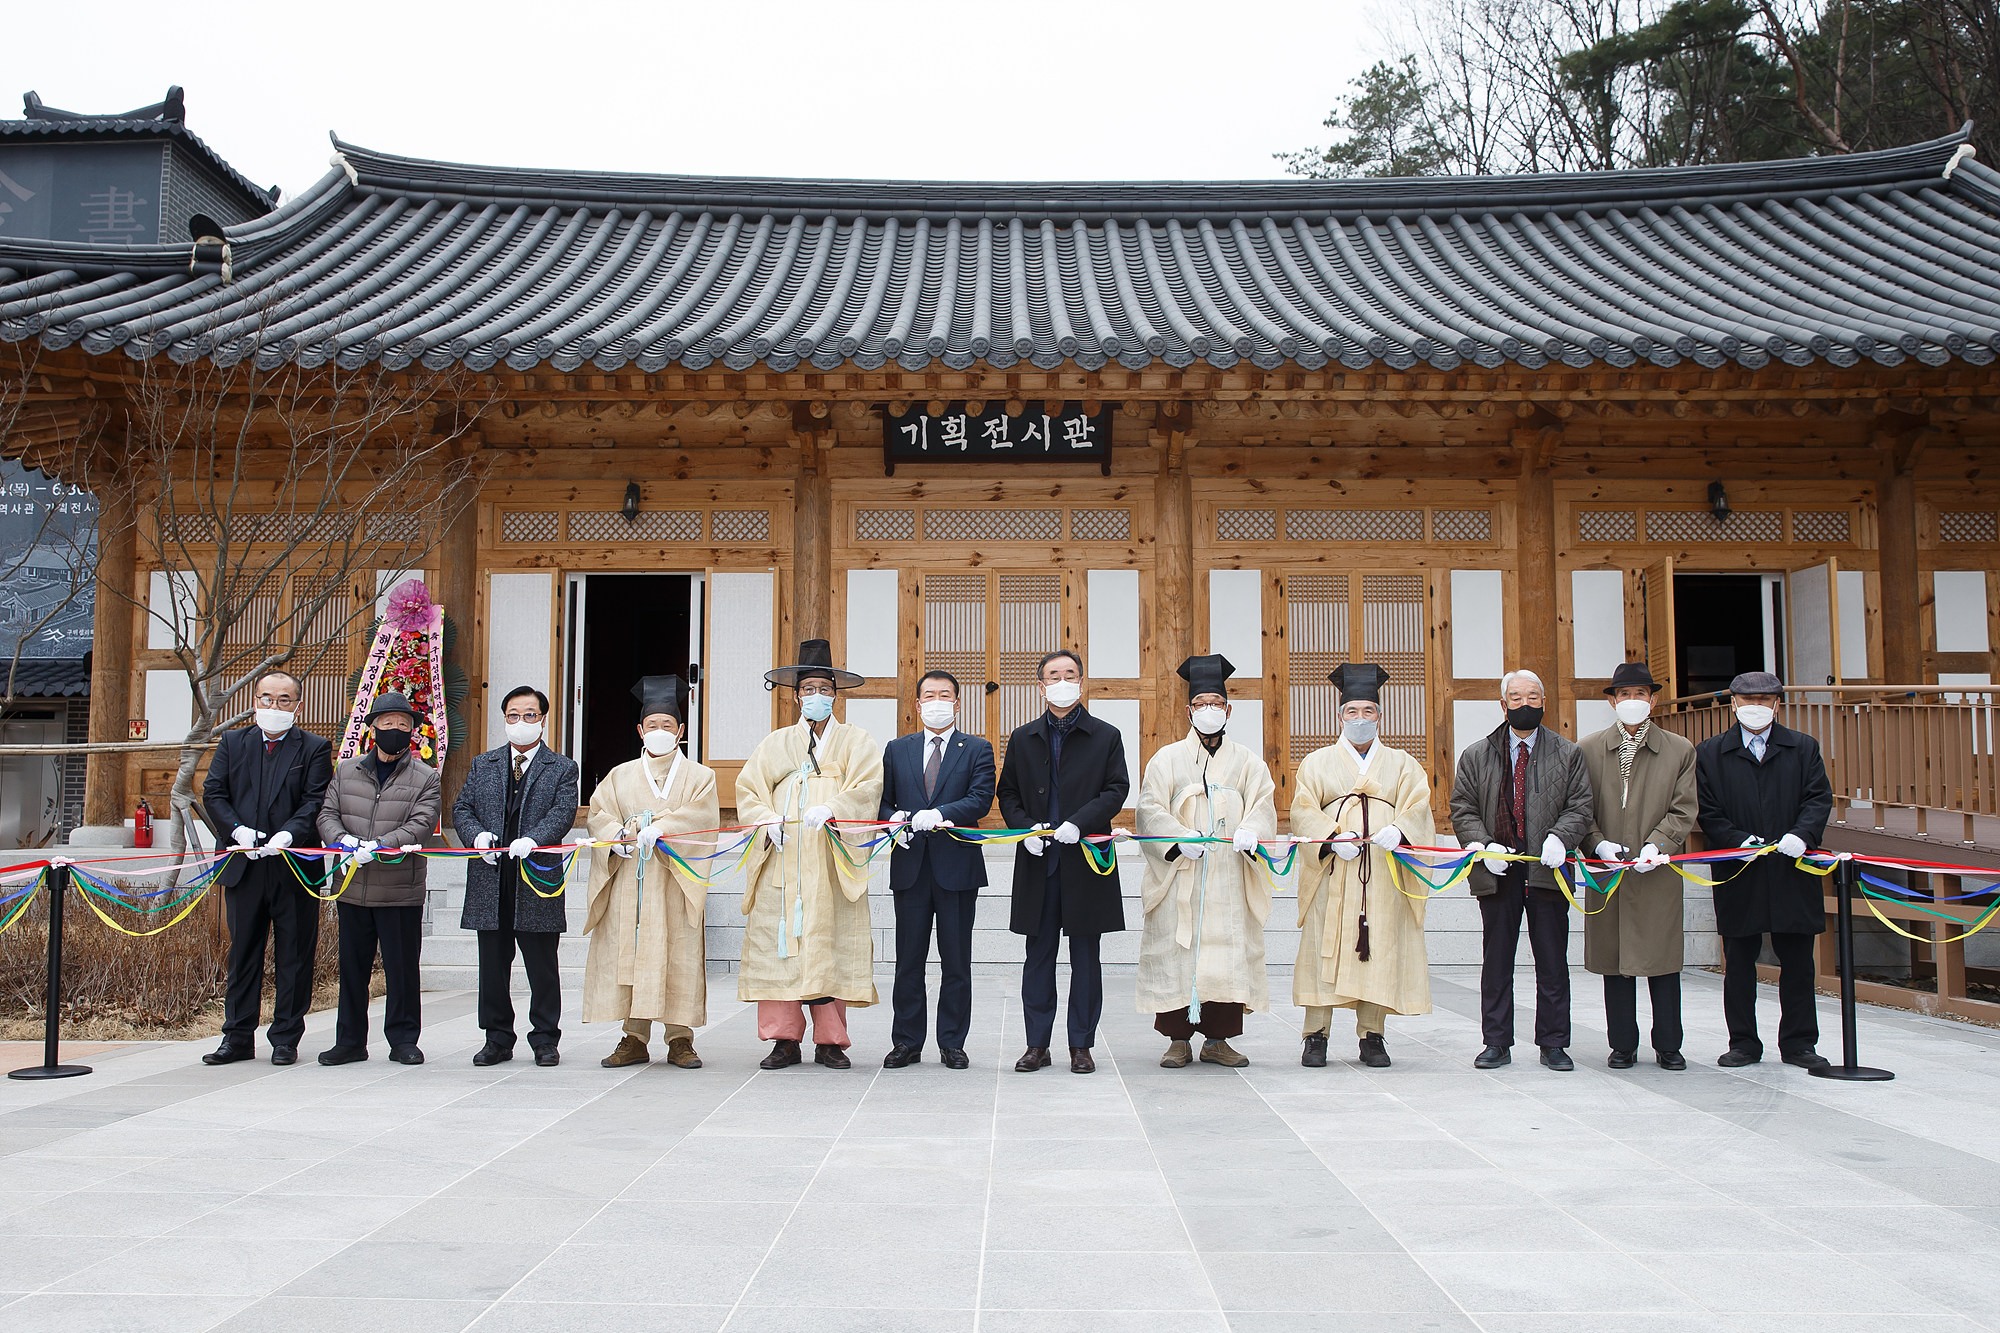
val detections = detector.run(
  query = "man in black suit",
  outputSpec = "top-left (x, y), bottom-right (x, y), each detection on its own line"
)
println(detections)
top-left (997, 650), bottom-right (1131, 1074)
top-left (880, 670), bottom-right (996, 1070)
top-left (200, 669), bottom-right (334, 1066)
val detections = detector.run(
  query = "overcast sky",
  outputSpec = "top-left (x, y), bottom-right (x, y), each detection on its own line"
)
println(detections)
top-left (7, 1), bottom-right (1379, 199)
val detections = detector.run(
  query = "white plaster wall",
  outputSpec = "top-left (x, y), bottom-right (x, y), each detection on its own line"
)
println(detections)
top-left (844, 570), bottom-right (898, 679)
top-left (1087, 569), bottom-right (1141, 678)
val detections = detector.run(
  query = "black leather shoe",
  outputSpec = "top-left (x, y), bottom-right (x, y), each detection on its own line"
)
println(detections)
top-left (1474, 1045), bottom-right (1511, 1069)
top-left (388, 1045), bottom-right (424, 1065)
top-left (1607, 1049), bottom-right (1636, 1069)
top-left (1782, 1048), bottom-right (1831, 1070)
top-left (1301, 1032), bottom-right (1329, 1068)
top-left (760, 1039), bottom-right (803, 1070)
top-left (941, 1047), bottom-right (969, 1070)
top-left (203, 1043), bottom-right (253, 1066)
top-left (1070, 1047), bottom-right (1095, 1074)
top-left (269, 1047), bottom-right (297, 1066)
top-left (815, 1043), bottom-right (852, 1069)
top-left (317, 1046), bottom-right (367, 1066)
top-left (1657, 1050), bottom-right (1687, 1070)
top-left (1015, 1046), bottom-right (1052, 1072)
top-left (534, 1048), bottom-right (560, 1067)
top-left (1357, 1034), bottom-right (1391, 1068)
top-left (1718, 1046), bottom-right (1762, 1067)
top-left (472, 1042), bottom-right (513, 1067)
top-left (882, 1044), bottom-right (922, 1069)
top-left (1540, 1047), bottom-right (1575, 1071)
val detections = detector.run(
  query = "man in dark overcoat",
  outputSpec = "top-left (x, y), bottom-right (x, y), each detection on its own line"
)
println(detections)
top-left (996, 649), bottom-right (1130, 1074)
top-left (1694, 670), bottom-right (1834, 1070)
top-left (200, 669), bottom-right (333, 1067)
top-left (452, 685), bottom-right (581, 1067)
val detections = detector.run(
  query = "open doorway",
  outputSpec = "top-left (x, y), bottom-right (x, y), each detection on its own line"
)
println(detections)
top-left (1672, 574), bottom-right (1780, 697)
top-left (562, 574), bottom-right (703, 796)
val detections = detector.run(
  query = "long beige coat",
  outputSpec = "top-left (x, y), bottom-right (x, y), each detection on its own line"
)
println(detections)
top-left (1579, 722), bottom-right (1698, 977)
top-left (735, 718), bottom-right (885, 1005)
top-left (1134, 732), bottom-right (1278, 1016)
top-left (1289, 739), bottom-right (1434, 1016)
top-left (580, 752), bottom-right (719, 1028)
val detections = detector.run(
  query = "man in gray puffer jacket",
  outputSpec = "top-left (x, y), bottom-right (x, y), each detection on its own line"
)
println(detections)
top-left (316, 692), bottom-right (442, 1066)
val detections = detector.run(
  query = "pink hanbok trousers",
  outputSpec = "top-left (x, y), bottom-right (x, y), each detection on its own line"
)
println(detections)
top-left (757, 999), bottom-right (850, 1048)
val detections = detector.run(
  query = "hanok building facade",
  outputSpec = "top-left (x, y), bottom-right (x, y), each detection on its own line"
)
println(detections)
top-left (5, 127), bottom-right (2000, 877)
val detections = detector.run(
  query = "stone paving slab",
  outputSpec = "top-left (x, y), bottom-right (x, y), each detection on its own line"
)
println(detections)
top-left (0, 966), bottom-right (1996, 1332)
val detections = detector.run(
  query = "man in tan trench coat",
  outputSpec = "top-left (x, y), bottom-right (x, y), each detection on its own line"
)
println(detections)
top-left (1580, 661), bottom-right (1698, 1070)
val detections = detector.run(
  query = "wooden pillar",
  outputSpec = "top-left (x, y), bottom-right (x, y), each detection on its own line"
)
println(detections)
top-left (1153, 426), bottom-right (1193, 756)
top-left (793, 412), bottom-right (831, 642)
top-left (1514, 428), bottom-right (1559, 689)
top-left (1879, 466), bottom-right (1921, 685)
top-left (438, 481), bottom-right (479, 812)
top-left (83, 484), bottom-right (136, 829)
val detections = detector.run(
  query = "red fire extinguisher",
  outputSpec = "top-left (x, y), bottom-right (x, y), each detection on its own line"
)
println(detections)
top-left (133, 798), bottom-right (153, 849)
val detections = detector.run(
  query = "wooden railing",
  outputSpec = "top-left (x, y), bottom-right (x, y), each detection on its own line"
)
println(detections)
top-left (1651, 686), bottom-right (1998, 843)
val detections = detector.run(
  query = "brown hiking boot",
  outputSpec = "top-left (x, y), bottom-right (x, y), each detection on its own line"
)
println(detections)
top-left (666, 1035), bottom-right (703, 1069)
top-left (1160, 1040), bottom-right (1194, 1068)
top-left (600, 1035), bottom-right (650, 1068)
top-left (1200, 1039), bottom-right (1250, 1067)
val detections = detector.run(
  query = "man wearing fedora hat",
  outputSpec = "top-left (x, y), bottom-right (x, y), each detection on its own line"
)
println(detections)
top-left (736, 639), bottom-right (885, 1069)
top-left (315, 692), bottom-right (442, 1065)
top-left (1579, 662), bottom-right (1698, 1070)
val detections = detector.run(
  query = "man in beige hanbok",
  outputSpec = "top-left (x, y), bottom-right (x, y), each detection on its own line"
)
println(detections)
top-left (1137, 654), bottom-right (1280, 1069)
top-left (583, 675), bottom-right (719, 1070)
top-left (1290, 663), bottom-right (1435, 1069)
top-left (735, 639), bottom-right (885, 1070)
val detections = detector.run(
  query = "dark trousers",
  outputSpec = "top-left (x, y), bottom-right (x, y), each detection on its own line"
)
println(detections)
top-left (1021, 877), bottom-right (1102, 1049)
top-left (892, 875), bottom-right (977, 1052)
top-left (1479, 869), bottom-right (1571, 1049)
top-left (1603, 972), bottom-right (1683, 1054)
top-left (477, 881), bottom-right (562, 1052)
top-left (221, 866), bottom-right (322, 1048)
top-left (1722, 932), bottom-right (1820, 1056)
top-left (1155, 1001), bottom-right (1245, 1041)
top-left (335, 903), bottom-right (423, 1050)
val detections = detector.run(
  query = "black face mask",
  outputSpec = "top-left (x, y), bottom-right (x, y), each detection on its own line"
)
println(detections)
top-left (1506, 704), bottom-right (1545, 732)
top-left (374, 727), bottom-right (414, 755)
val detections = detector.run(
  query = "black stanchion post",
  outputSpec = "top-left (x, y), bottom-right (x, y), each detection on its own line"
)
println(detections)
top-left (1810, 856), bottom-right (1893, 1083)
top-left (10, 862), bottom-right (93, 1081)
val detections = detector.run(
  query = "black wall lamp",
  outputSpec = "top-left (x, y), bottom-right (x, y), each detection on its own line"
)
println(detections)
top-left (622, 481), bottom-right (641, 524)
top-left (1708, 481), bottom-right (1730, 523)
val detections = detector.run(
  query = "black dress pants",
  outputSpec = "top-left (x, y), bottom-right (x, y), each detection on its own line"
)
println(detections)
top-left (335, 902), bottom-right (423, 1050)
top-left (1722, 931), bottom-right (1820, 1056)
top-left (891, 875), bottom-right (977, 1052)
top-left (221, 864), bottom-right (321, 1048)
top-left (1479, 868), bottom-right (1571, 1049)
top-left (1603, 972), bottom-right (1684, 1054)
top-left (477, 880), bottom-right (562, 1053)
top-left (1021, 875), bottom-right (1102, 1049)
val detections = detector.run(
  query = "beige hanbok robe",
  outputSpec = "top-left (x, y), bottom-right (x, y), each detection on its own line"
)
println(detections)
top-left (580, 751), bottom-right (719, 1029)
top-left (1289, 738), bottom-right (1435, 1017)
top-left (735, 718), bottom-right (885, 1005)
top-left (1135, 732), bottom-right (1278, 1015)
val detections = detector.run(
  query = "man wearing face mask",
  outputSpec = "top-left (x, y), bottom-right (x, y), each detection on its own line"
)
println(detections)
top-left (879, 670), bottom-right (996, 1070)
top-left (997, 649), bottom-right (1130, 1074)
top-left (582, 675), bottom-right (719, 1070)
top-left (1290, 664), bottom-right (1435, 1068)
top-left (200, 670), bottom-right (334, 1067)
top-left (1578, 663), bottom-right (1698, 1070)
top-left (315, 692), bottom-right (442, 1065)
top-left (453, 686), bottom-right (581, 1067)
top-left (1695, 672), bottom-right (1834, 1070)
top-left (1136, 655), bottom-right (1280, 1068)
top-left (1450, 669), bottom-right (1596, 1072)
top-left (736, 640), bottom-right (885, 1069)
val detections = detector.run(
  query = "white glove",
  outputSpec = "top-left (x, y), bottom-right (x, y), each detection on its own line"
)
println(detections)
top-left (473, 830), bottom-right (499, 865)
top-left (508, 836), bottom-right (537, 859)
top-left (1178, 840), bottom-right (1207, 860)
top-left (891, 811), bottom-right (913, 849)
top-left (1595, 840), bottom-right (1625, 863)
top-left (1776, 833), bottom-right (1807, 859)
top-left (1331, 834), bottom-right (1361, 862)
top-left (399, 844), bottom-right (423, 854)
top-left (1741, 836), bottom-right (1766, 850)
top-left (1232, 826), bottom-right (1260, 854)
top-left (264, 830), bottom-right (293, 854)
top-left (339, 834), bottom-right (361, 849)
top-left (635, 822), bottom-right (667, 852)
top-left (911, 809), bottom-right (943, 833)
top-left (766, 822), bottom-right (786, 848)
top-left (352, 839), bottom-right (378, 867)
top-left (610, 832), bottom-right (634, 859)
top-left (1110, 827), bottom-right (1133, 842)
top-left (1053, 821), bottom-right (1081, 845)
top-left (803, 805), bottom-right (833, 832)
top-left (1482, 851), bottom-right (1511, 876)
top-left (1023, 824), bottom-right (1048, 857)
top-left (233, 825), bottom-right (262, 850)
top-left (1635, 843), bottom-right (1666, 873)
top-left (1539, 834), bottom-right (1566, 870)
top-left (1371, 826), bottom-right (1403, 851)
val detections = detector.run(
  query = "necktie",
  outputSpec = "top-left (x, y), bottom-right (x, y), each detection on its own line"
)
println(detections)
top-left (264, 738), bottom-right (276, 756)
top-left (1511, 740), bottom-right (1530, 847)
top-left (925, 736), bottom-right (943, 801)
top-left (513, 753), bottom-right (527, 783)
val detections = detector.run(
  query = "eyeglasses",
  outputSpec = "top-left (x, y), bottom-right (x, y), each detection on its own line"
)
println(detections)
top-left (254, 693), bottom-right (299, 707)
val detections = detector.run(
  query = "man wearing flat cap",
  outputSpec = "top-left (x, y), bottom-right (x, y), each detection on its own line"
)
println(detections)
top-left (1695, 671), bottom-right (1834, 1070)
top-left (1136, 654), bottom-right (1280, 1068)
top-left (1289, 663), bottom-right (1435, 1068)
top-left (1579, 662), bottom-right (1697, 1070)
top-left (736, 640), bottom-right (885, 1069)
top-left (582, 674), bottom-right (719, 1070)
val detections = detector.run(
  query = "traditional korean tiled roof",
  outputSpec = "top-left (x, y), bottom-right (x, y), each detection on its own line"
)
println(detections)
top-left (1, 128), bottom-right (1997, 374)
top-left (4, 89), bottom-right (280, 221)
top-left (4, 657), bottom-right (90, 698)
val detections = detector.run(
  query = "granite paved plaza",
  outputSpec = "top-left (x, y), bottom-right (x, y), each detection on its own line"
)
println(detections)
top-left (3, 966), bottom-right (1999, 1333)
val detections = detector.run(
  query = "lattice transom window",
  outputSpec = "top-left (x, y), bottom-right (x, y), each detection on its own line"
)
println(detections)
top-left (501, 511), bottom-right (559, 543)
top-left (1431, 509), bottom-right (1494, 542)
top-left (1788, 510), bottom-right (1851, 544)
top-left (1643, 509), bottom-right (1784, 543)
top-left (1217, 509), bottom-right (1278, 542)
top-left (1070, 509), bottom-right (1131, 542)
top-left (567, 510), bottom-right (704, 543)
top-left (856, 509), bottom-right (918, 542)
top-left (1286, 509), bottom-right (1425, 543)
top-left (1940, 510), bottom-right (2000, 543)
top-left (924, 509), bottom-right (1063, 543)
top-left (1578, 510), bottom-right (1637, 543)
top-left (711, 510), bottom-right (771, 543)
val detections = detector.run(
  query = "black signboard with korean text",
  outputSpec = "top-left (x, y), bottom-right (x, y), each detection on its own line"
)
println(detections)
top-left (881, 401), bottom-right (1113, 475)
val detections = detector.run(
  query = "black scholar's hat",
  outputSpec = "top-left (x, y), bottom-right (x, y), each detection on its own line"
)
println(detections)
top-left (764, 639), bottom-right (864, 691)
top-left (1177, 653), bottom-right (1236, 700)
top-left (1329, 663), bottom-right (1390, 704)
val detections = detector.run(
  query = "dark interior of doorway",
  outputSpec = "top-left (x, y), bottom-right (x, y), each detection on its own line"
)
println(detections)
top-left (580, 574), bottom-right (691, 796)
top-left (1673, 573), bottom-right (1777, 698)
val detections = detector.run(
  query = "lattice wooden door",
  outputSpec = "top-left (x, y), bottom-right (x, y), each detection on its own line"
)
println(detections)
top-left (918, 569), bottom-right (1065, 769)
top-left (1284, 569), bottom-right (1430, 771)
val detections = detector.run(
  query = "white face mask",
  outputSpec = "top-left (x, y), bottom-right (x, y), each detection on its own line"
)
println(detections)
top-left (1044, 679), bottom-right (1082, 709)
top-left (1736, 704), bottom-right (1776, 732)
top-left (1613, 698), bottom-right (1653, 726)
top-left (255, 708), bottom-right (296, 735)
top-left (799, 694), bottom-right (835, 723)
top-left (919, 699), bottom-right (957, 730)
top-left (1190, 705), bottom-right (1228, 735)
top-left (505, 721), bottom-right (544, 747)
top-left (1343, 718), bottom-right (1379, 746)
top-left (641, 729), bottom-right (679, 756)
